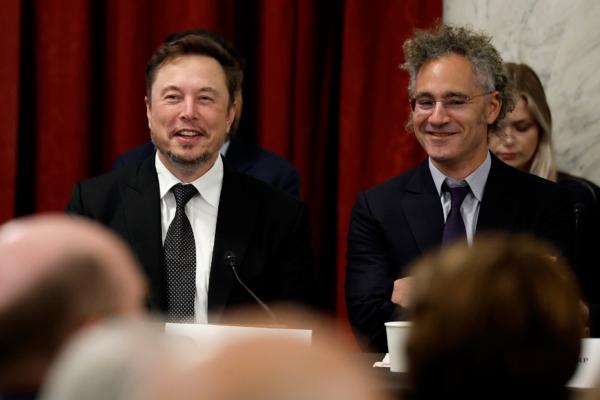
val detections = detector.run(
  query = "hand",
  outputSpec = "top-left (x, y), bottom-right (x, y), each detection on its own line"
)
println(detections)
top-left (391, 277), bottom-right (412, 308)
top-left (580, 300), bottom-right (590, 337)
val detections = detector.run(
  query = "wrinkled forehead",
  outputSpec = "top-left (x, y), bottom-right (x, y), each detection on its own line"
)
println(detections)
top-left (414, 54), bottom-right (480, 95)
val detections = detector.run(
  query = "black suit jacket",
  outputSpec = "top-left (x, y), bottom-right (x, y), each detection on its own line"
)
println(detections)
top-left (112, 137), bottom-right (301, 197)
top-left (346, 154), bottom-right (576, 352)
top-left (66, 156), bottom-right (312, 322)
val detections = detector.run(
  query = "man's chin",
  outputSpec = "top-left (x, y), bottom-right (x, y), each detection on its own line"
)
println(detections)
top-left (162, 149), bottom-right (214, 169)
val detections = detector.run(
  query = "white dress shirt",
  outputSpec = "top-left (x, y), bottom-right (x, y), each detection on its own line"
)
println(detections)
top-left (156, 154), bottom-right (223, 323)
top-left (429, 152), bottom-right (491, 245)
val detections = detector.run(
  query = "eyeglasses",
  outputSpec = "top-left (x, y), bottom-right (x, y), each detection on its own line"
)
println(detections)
top-left (409, 92), bottom-right (492, 113)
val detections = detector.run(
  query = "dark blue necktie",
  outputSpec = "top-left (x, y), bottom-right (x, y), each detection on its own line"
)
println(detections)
top-left (164, 183), bottom-right (198, 321)
top-left (442, 182), bottom-right (471, 245)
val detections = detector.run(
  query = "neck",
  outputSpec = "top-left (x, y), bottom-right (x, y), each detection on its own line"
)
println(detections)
top-left (432, 150), bottom-right (488, 180)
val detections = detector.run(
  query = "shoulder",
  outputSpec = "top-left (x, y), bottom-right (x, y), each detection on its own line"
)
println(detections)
top-left (254, 145), bottom-right (297, 172)
top-left (112, 142), bottom-right (156, 169)
top-left (67, 158), bottom-right (155, 213)
top-left (488, 156), bottom-right (572, 209)
top-left (492, 155), bottom-right (562, 191)
top-left (348, 162), bottom-right (427, 223)
top-left (361, 162), bottom-right (426, 201)
top-left (79, 160), bottom-right (147, 191)
top-left (227, 138), bottom-right (299, 179)
top-left (223, 165), bottom-right (305, 213)
top-left (557, 171), bottom-right (600, 205)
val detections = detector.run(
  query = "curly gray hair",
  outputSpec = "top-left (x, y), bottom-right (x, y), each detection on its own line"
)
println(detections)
top-left (402, 24), bottom-right (515, 131)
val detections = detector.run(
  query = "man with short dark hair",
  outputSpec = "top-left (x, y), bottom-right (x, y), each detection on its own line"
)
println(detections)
top-left (67, 34), bottom-right (313, 324)
top-left (113, 29), bottom-right (301, 198)
top-left (345, 24), bottom-right (576, 352)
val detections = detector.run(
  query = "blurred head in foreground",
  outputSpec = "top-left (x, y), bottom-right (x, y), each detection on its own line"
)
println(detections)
top-left (40, 319), bottom-right (197, 400)
top-left (407, 234), bottom-right (583, 400)
top-left (0, 214), bottom-right (146, 393)
top-left (165, 335), bottom-right (388, 400)
top-left (43, 306), bottom-right (385, 400)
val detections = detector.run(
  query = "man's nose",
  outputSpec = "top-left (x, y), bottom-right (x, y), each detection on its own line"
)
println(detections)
top-left (427, 101), bottom-right (451, 125)
top-left (180, 97), bottom-right (198, 119)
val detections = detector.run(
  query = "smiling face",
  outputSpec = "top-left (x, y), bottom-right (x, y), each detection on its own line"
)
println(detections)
top-left (411, 54), bottom-right (501, 179)
top-left (146, 54), bottom-right (236, 181)
top-left (489, 98), bottom-right (540, 172)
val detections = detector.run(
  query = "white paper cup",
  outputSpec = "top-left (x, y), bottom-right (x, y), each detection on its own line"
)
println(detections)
top-left (385, 321), bottom-right (411, 372)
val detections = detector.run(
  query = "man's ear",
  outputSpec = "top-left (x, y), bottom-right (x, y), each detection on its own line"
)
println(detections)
top-left (485, 91), bottom-right (502, 125)
top-left (145, 96), bottom-right (152, 131)
top-left (226, 101), bottom-right (237, 133)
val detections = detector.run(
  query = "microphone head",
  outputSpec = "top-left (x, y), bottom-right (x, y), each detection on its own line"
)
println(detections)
top-left (224, 251), bottom-right (238, 269)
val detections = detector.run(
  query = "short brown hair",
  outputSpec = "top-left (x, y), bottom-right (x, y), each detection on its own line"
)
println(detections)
top-left (145, 35), bottom-right (243, 107)
top-left (407, 234), bottom-right (583, 400)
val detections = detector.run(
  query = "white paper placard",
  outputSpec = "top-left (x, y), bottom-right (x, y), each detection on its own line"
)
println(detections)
top-left (165, 323), bottom-right (312, 349)
top-left (568, 338), bottom-right (600, 389)
top-left (375, 338), bottom-right (600, 389)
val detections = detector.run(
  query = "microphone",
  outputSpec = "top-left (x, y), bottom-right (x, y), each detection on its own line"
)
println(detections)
top-left (224, 251), bottom-right (277, 323)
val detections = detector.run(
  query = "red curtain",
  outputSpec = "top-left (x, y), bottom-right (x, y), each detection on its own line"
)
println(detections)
top-left (336, 0), bottom-right (439, 330)
top-left (0, 0), bottom-right (21, 222)
top-left (0, 0), bottom-right (441, 329)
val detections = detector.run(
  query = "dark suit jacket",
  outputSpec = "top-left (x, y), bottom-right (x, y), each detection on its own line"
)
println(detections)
top-left (112, 137), bottom-right (301, 198)
top-left (557, 171), bottom-right (600, 335)
top-left (66, 156), bottom-right (313, 322)
top-left (346, 154), bottom-right (576, 352)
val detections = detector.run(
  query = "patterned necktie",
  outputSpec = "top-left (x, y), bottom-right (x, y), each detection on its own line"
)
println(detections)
top-left (164, 183), bottom-right (198, 321)
top-left (442, 182), bottom-right (471, 245)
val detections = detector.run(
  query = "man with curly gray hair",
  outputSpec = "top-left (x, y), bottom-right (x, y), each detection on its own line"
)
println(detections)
top-left (346, 24), bottom-right (579, 352)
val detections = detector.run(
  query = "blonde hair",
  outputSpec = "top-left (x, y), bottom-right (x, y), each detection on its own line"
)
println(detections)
top-left (504, 63), bottom-right (557, 181)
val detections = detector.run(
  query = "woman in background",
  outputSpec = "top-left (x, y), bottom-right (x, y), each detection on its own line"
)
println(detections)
top-left (489, 62), bottom-right (600, 335)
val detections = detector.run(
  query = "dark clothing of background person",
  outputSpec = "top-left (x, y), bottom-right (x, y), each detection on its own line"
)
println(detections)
top-left (557, 171), bottom-right (600, 335)
top-left (113, 137), bottom-right (301, 198)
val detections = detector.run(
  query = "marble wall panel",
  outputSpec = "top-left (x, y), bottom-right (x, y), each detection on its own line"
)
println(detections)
top-left (444, 0), bottom-right (600, 183)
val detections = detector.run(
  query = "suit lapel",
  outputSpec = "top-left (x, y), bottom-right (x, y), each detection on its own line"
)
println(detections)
top-left (121, 157), bottom-right (166, 310)
top-left (208, 159), bottom-right (258, 318)
top-left (477, 154), bottom-right (519, 232)
top-left (401, 161), bottom-right (445, 252)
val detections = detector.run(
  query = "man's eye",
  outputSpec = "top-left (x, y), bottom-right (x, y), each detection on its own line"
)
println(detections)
top-left (199, 96), bottom-right (215, 103)
top-left (444, 97), bottom-right (467, 107)
top-left (416, 98), bottom-right (436, 108)
top-left (164, 94), bottom-right (180, 101)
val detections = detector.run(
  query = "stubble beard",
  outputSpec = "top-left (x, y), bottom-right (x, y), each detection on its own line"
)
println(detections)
top-left (164, 149), bottom-right (213, 172)
top-left (152, 135), bottom-right (215, 175)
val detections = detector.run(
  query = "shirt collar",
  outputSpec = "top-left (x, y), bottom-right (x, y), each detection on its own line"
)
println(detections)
top-left (429, 151), bottom-right (491, 201)
top-left (155, 153), bottom-right (224, 209)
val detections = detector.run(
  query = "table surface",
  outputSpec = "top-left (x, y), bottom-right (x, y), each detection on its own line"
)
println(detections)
top-left (359, 353), bottom-right (410, 398)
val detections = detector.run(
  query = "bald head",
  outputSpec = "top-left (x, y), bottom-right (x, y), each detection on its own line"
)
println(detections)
top-left (0, 214), bottom-right (146, 391)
